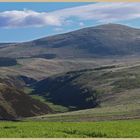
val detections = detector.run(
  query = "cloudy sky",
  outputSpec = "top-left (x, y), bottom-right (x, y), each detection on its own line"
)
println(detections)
top-left (0, 2), bottom-right (140, 42)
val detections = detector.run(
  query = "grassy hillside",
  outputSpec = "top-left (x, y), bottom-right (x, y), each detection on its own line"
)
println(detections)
top-left (30, 103), bottom-right (140, 122)
top-left (0, 77), bottom-right (53, 120)
top-left (0, 120), bottom-right (139, 137)
top-left (0, 58), bottom-right (112, 80)
top-left (28, 62), bottom-right (140, 120)
top-left (0, 57), bottom-right (140, 120)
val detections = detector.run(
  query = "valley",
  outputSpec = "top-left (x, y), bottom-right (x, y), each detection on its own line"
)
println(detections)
top-left (0, 24), bottom-right (140, 123)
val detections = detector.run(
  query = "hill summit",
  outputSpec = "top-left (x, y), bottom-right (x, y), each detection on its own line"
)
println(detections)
top-left (0, 23), bottom-right (140, 58)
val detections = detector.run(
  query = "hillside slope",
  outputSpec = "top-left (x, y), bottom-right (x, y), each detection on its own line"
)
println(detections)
top-left (32, 64), bottom-right (140, 112)
top-left (29, 64), bottom-right (140, 121)
top-left (0, 78), bottom-right (52, 120)
top-left (0, 24), bottom-right (140, 58)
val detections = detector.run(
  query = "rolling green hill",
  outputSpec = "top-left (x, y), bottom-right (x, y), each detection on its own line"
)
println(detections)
top-left (29, 63), bottom-right (140, 120)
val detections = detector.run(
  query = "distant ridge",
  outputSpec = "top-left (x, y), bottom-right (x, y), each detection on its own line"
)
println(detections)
top-left (0, 23), bottom-right (140, 58)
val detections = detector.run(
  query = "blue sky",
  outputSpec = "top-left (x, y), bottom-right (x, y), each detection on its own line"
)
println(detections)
top-left (0, 2), bottom-right (140, 42)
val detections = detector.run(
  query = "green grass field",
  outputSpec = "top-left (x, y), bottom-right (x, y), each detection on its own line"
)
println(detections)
top-left (0, 120), bottom-right (140, 138)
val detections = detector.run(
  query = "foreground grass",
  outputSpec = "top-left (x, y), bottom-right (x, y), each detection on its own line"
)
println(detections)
top-left (0, 120), bottom-right (140, 138)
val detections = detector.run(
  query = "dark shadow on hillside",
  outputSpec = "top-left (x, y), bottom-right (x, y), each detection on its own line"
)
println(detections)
top-left (0, 57), bottom-right (17, 67)
top-left (32, 71), bottom-right (100, 110)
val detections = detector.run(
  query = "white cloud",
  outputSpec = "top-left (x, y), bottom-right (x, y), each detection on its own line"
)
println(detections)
top-left (0, 10), bottom-right (61, 28)
top-left (51, 2), bottom-right (140, 22)
top-left (0, 3), bottom-right (140, 28)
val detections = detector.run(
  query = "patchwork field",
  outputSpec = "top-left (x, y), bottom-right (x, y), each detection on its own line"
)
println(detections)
top-left (0, 120), bottom-right (140, 138)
